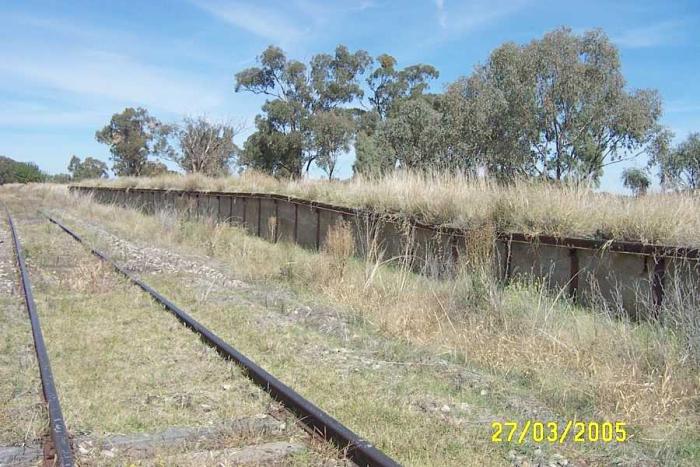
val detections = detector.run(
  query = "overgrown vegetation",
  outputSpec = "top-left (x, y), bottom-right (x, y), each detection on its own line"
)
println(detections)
top-left (27, 183), bottom-right (698, 465)
top-left (80, 171), bottom-right (700, 248)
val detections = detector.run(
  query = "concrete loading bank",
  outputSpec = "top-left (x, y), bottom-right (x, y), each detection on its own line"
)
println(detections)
top-left (71, 185), bottom-right (700, 318)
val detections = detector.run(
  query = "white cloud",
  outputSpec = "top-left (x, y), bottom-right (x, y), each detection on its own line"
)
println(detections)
top-left (435, 0), bottom-right (447, 29)
top-left (0, 99), bottom-right (104, 127)
top-left (613, 20), bottom-right (687, 48)
top-left (428, 0), bottom-right (529, 40)
top-left (0, 49), bottom-right (223, 116)
top-left (190, 0), bottom-right (305, 44)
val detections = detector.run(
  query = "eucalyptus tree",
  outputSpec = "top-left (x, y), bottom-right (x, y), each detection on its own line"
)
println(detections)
top-left (96, 107), bottom-right (169, 176)
top-left (354, 55), bottom-right (440, 175)
top-left (373, 96), bottom-right (448, 170)
top-left (240, 115), bottom-right (304, 177)
top-left (366, 54), bottom-right (439, 119)
top-left (67, 155), bottom-right (109, 180)
top-left (621, 167), bottom-right (651, 196)
top-left (446, 28), bottom-right (664, 183)
top-left (235, 45), bottom-right (371, 177)
top-left (160, 117), bottom-right (240, 176)
top-left (650, 132), bottom-right (700, 190)
top-left (311, 109), bottom-right (355, 179)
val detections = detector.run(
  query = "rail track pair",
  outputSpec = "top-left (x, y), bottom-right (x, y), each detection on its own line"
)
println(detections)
top-left (5, 209), bottom-right (398, 467)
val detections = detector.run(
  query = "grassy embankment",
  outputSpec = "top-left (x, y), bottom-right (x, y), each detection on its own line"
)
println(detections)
top-left (80, 171), bottom-right (700, 247)
top-left (42, 179), bottom-right (700, 465)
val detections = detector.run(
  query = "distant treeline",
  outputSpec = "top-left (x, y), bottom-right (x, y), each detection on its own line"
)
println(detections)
top-left (0, 155), bottom-right (112, 185)
top-left (85, 26), bottom-right (699, 195)
top-left (9, 26), bottom-right (691, 195)
top-left (0, 156), bottom-right (45, 184)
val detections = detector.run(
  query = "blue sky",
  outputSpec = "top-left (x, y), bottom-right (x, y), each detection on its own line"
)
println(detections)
top-left (1, 0), bottom-right (699, 191)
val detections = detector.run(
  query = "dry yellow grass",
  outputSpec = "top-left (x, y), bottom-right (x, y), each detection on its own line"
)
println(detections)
top-left (77, 171), bottom-right (700, 247)
top-left (6, 182), bottom-right (698, 464)
top-left (23, 182), bottom-right (698, 464)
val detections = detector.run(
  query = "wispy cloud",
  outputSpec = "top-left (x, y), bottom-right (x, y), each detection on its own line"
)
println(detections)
top-left (0, 48), bottom-right (223, 115)
top-left (190, 0), bottom-right (305, 44)
top-left (0, 102), bottom-right (104, 128)
top-left (431, 0), bottom-right (528, 39)
top-left (435, 0), bottom-right (447, 29)
top-left (613, 20), bottom-right (688, 48)
top-left (294, 0), bottom-right (377, 27)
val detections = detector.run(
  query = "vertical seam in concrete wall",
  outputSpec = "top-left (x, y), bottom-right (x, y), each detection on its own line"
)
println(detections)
top-left (294, 203), bottom-right (298, 243)
top-left (569, 248), bottom-right (579, 299)
top-left (652, 256), bottom-right (666, 313)
top-left (504, 235), bottom-right (513, 281)
top-left (242, 198), bottom-right (247, 224)
top-left (315, 208), bottom-right (321, 251)
top-left (274, 199), bottom-right (279, 243)
top-left (257, 198), bottom-right (262, 237)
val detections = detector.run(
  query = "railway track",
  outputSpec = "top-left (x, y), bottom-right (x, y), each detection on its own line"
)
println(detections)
top-left (6, 209), bottom-right (73, 467)
top-left (2, 207), bottom-right (399, 466)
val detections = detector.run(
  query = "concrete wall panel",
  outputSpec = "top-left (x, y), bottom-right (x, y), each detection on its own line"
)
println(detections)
top-left (218, 196), bottom-right (232, 223)
top-left (577, 250), bottom-right (650, 317)
top-left (229, 197), bottom-right (245, 225)
top-left (317, 209), bottom-right (346, 250)
top-left (76, 187), bottom-right (698, 318)
top-left (296, 204), bottom-right (318, 250)
top-left (276, 201), bottom-right (296, 243)
top-left (205, 195), bottom-right (219, 219)
top-left (259, 198), bottom-right (276, 241)
top-left (243, 197), bottom-right (260, 235)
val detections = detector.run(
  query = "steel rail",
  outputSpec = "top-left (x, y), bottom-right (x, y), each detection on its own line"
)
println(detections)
top-left (5, 210), bottom-right (74, 467)
top-left (47, 215), bottom-right (400, 467)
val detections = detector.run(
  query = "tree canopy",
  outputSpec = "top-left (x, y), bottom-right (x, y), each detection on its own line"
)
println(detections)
top-left (96, 107), bottom-right (169, 176)
top-left (650, 132), bottom-right (700, 190)
top-left (236, 30), bottom-right (666, 184)
top-left (621, 167), bottom-right (650, 196)
top-left (236, 45), bottom-right (438, 178)
top-left (88, 28), bottom-right (682, 189)
top-left (445, 27), bottom-right (663, 183)
top-left (160, 117), bottom-right (240, 176)
top-left (68, 155), bottom-right (109, 180)
top-left (0, 156), bottom-right (45, 184)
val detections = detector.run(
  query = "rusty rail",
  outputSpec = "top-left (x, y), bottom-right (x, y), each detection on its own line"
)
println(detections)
top-left (47, 214), bottom-right (400, 467)
top-left (5, 209), bottom-right (74, 467)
